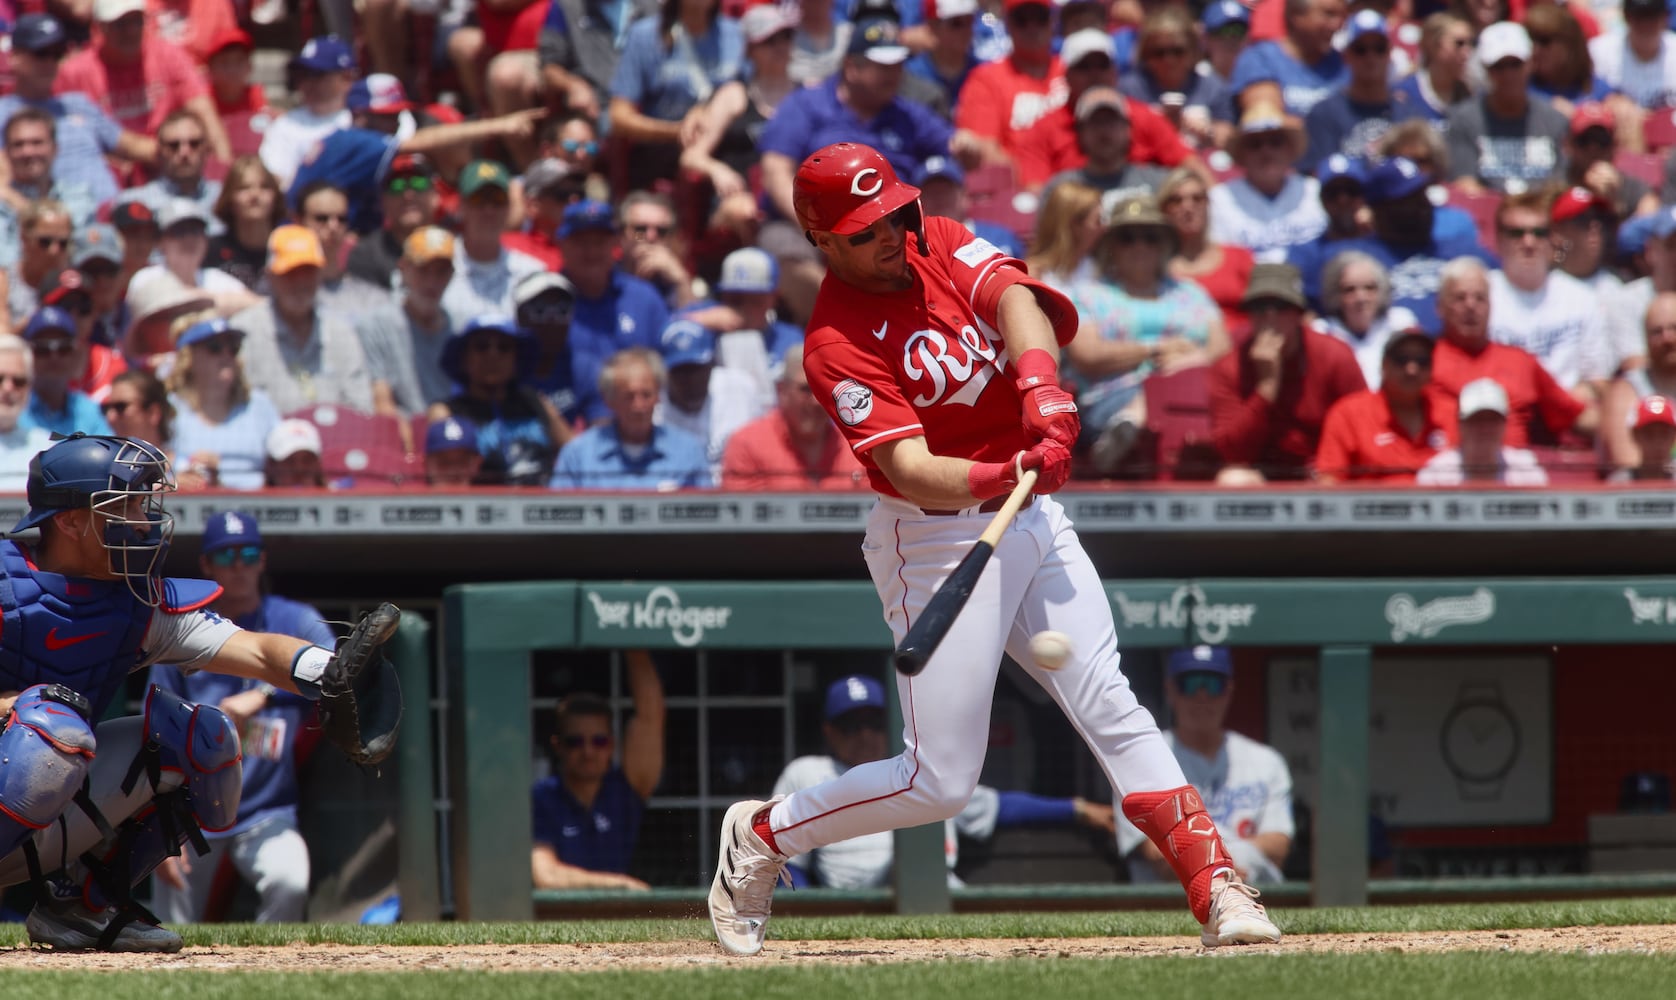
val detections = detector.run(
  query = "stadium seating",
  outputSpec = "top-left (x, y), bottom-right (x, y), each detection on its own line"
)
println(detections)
top-left (1142, 364), bottom-right (1220, 481)
top-left (293, 405), bottom-right (419, 485)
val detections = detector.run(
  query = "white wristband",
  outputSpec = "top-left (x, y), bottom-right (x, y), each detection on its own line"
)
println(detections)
top-left (289, 645), bottom-right (332, 700)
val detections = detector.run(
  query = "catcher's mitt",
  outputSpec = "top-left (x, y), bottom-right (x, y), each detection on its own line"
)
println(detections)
top-left (319, 602), bottom-right (404, 766)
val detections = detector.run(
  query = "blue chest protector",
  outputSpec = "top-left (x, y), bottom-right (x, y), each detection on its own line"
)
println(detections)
top-left (0, 542), bottom-right (221, 719)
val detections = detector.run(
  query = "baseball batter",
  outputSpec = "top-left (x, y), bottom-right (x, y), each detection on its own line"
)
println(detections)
top-left (0, 434), bottom-right (400, 952)
top-left (707, 142), bottom-right (1281, 956)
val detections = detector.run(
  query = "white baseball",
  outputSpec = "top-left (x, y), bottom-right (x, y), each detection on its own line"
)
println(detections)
top-left (1028, 630), bottom-right (1073, 671)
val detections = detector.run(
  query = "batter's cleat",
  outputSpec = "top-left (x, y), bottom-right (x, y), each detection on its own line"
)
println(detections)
top-left (1200, 873), bottom-right (1281, 947)
top-left (26, 881), bottom-right (183, 954)
top-left (709, 797), bottom-right (790, 957)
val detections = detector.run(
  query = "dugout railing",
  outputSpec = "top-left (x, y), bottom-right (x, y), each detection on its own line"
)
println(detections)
top-left (416, 577), bottom-right (1676, 921)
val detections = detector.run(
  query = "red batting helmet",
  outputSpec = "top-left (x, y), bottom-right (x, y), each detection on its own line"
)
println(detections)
top-left (793, 143), bottom-right (922, 236)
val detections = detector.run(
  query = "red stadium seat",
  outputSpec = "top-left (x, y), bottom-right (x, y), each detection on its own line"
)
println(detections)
top-left (1528, 445), bottom-right (1602, 485)
top-left (1615, 151), bottom-right (1665, 189)
top-left (1643, 109), bottom-right (1676, 152)
top-left (965, 164), bottom-right (1036, 243)
top-left (1143, 365), bottom-right (1220, 481)
top-left (1446, 188), bottom-right (1503, 250)
top-left (291, 405), bottom-right (419, 485)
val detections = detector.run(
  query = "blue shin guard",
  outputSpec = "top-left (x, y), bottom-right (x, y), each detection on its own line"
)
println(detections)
top-left (0, 686), bottom-right (96, 864)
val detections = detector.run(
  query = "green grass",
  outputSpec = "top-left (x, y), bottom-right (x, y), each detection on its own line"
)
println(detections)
top-left (3, 954), bottom-right (1676, 1000)
top-left (0, 896), bottom-right (1668, 947)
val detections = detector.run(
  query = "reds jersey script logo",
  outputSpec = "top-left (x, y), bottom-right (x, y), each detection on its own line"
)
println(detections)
top-left (832, 379), bottom-right (874, 425)
top-left (903, 324), bottom-right (1003, 407)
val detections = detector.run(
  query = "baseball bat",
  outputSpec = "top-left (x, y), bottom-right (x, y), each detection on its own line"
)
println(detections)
top-left (892, 469), bottom-right (1039, 677)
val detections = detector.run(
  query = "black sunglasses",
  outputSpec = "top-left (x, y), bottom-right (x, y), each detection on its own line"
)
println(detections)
top-left (563, 733), bottom-right (611, 749)
top-left (1500, 225), bottom-right (1551, 240)
top-left (847, 205), bottom-right (913, 246)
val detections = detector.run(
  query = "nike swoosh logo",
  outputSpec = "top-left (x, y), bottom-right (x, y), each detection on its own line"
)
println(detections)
top-left (721, 834), bottom-right (740, 904)
top-left (45, 627), bottom-right (108, 651)
top-left (872, 322), bottom-right (888, 341)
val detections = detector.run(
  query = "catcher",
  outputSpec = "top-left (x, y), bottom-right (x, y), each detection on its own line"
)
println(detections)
top-left (0, 434), bottom-right (401, 953)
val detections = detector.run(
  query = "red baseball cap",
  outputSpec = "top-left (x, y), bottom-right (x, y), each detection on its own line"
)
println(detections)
top-left (1551, 185), bottom-right (1614, 224)
top-left (1636, 395), bottom-right (1676, 429)
top-left (205, 26), bottom-right (254, 59)
top-left (793, 142), bottom-right (920, 235)
top-left (1570, 102), bottom-right (1615, 137)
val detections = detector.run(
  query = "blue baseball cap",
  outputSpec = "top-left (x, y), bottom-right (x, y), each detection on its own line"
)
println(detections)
top-left (1166, 645), bottom-right (1233, 677)
top-left (1362, 156), bottom-right (1430, 205)
top-left (176, 316), bottom-right (243, 348)
top-left (202, 510), bottom-right (262, 553)
top-left (1620, 211), bottom-right (1662, 256)
top-left (1203, 0), bottom-right (1250, 31)
top-left (1340, 9), bottom-right (1388, 48)
top-left (22, 306), bottom-right (76, 341)
top-left (558, 199), bottom-right (618, 238)
top-left (1651, 205), bottom-right (1676, 242)
top-left (439, 315), bottom-right (537, 384)
top-left (660, 319), bottom-right (716, 368)
top-left (1317, 153), bottom-right (1367, 190)
top-left (920, 155), bottom-right (965, 187)
top-left (13, 13), bottom-right (68, 54)
top-left (425, 416), bottom-right (479, 454)
top-left (292, 35), bottom-right (356, 73)
top-left (824, 675), bottom-right (886, 720)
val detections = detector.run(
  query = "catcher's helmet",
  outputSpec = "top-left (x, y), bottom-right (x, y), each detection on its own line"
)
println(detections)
top-left (794, 142), bottom-right (922, 236)
top-left (14, 434), bottom-right (176, 604)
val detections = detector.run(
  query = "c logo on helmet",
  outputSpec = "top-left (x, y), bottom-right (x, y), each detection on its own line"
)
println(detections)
top-left (850, 169), bottom-right (883, 197)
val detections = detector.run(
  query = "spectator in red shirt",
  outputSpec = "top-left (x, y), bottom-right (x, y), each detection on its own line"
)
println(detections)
top-left (1209, 261), bottom-right (1367, 483)
top-left (953, 0), bottom-right (1064, 171)
top-left (42, 267), bottom-right (129, 403)
top-left (1429, 256), bottom-right (1595, 448)
top-left (1315, 329), bottom-right (1455, 483)
top-left (719, 344), bottom-right (866, 490)
top-left (1616, 395), bottom-right (1676, 482)
top-left (1014, 28), bottom-right (1196, 191)
top-left (205, 27), bottom-right (270, 162)
top-left (56, 0), bottom-right (234, 163)
top-left (501, 158), bottom-right (575, 271)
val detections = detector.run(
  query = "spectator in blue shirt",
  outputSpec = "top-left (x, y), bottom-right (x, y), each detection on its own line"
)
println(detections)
top-left (1389, 12), bottom-right (1476, 127)
top-left (559, 200), bottom-right (669, 422)
top-left (905, 0), bottom-right (982, 114)
top-left (149, 511), bottom-right (331, 923)
top-left (1229, 0), bottom-right (1349, 118)
top-left (0, 110), bottom-right (97, 272)
top-left (1119, 6), bottom-right (1228, 151)
top-left (1303, 11), bottom-right (1405, 172)
top-left (550, 347), bottom-right (714, 489)
top-left (20, 306), bottom-right (111, 436)
top-left (0, 13), bottom-right (155, 211)
top-left (433, 315), bottom-right (567, 485)
top-left (531, 650), bottom-right (666, 889)
top-left (608, 0), bottom-right (745, 191)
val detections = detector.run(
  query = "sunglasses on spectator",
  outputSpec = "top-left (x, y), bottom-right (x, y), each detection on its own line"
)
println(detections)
top-left (468, 337), bottom-right (518, 355)
top-left (1575, 129), bottom-right (1614, 149)
top-left (0, 373), bottom-right (30, 389)
top-left (1164, 191), bottom-right (1207, 207)
top-left (1387, 352), bottom-right (1432, 368)
top-left (1007, 6), bottom-right (1050, 26)
top-left (308, 212), bottom-right (349, 226)
top-left (31, 339), bottom-right (73, 357)
top-left (1244, 132), bottom-right (1291, 151)
top-left (560, 139), bottom-right (599, 156)
top-left (386, 175), bottom-right (433, 194)
top-left (562, 733), bottom-right (611, 749)
top-left (163, 137), bottom-right (204, 152)
top-left (100, 399), bottom-right (135, 415)
top-left (209, 545), bottom-right (263, 567)
top-left (1072, 55), bottom-right (1115, 71)
top-left (34, 235), bottom-right (69, 251)
top-left (1115, 230), bottom-right (1166, 246)
top-left (847, 205), bottom-right (913, 246)
top-left (31, 47), bottom-right (68, 61)
top-left (939, 15), bottom-right (974, 29)
top-left (1528, 34), bottom-right (1555, 46)
top-left (1144, 46), bottom-right (1188, 60)
top-left (1500, 225), bottom-right (1550, 240)
top-left (196, 335), bottom-right (242, 355)
top-left (833, 713), bottom-right (887, 735)
top-left (1347, 41), bottom-right (1389, 57)
top-left (1175, 672), bottom-right (1228, 697)
top-left (629, 222), bottom-right (673, 239)
top-left (1322, 183), bottom-right (1363, 201)
top-left (1210, 24), bottom-right (1248, 41)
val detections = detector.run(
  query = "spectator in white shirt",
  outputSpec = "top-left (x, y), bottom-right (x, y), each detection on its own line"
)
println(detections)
top-left (442, 159), bottom-right (544, 328)
top-left (1488, 191), bottom-right (1611, 396)
top-left (1588, 0), bottom-right (1676, 110)
top-left (1208, 102), bottom-right (1326, 261)
top-left (1418, 377), bottom-right (1551, 485)
top-left (257, 36), bottom-right (356, 188)
top-left (654, 318), bottom-right (761, 473)
top-left (130, 198), bottom-right (260, 318)
top-left (1314, 250), bottom-right (1420, 389)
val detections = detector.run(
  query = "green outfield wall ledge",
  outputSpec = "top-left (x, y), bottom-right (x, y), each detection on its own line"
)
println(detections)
top-left (446, 577), bottom-right (1676, 651)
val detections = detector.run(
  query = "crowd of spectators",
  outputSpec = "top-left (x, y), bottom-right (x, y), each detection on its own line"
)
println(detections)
top-left (8, 0), bottom-right (1676, 489)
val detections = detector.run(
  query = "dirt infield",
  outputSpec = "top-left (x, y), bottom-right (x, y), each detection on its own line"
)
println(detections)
top-left (2, 924), bottom-right (1674, 971)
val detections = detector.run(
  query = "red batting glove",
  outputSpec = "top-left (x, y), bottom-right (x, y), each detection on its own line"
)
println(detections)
top-left (967, 440), bottom-right (1073, 499)
top-left (1015, 348), bottom-right (1081, 447)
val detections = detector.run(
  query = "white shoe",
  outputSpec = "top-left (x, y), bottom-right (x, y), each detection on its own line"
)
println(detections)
top-left (1199, 873), bottom-right (1281, 947)
top-left (708, 798), bottom-right (790, 956)
top-left (26, 882), bottom-right (183, 953)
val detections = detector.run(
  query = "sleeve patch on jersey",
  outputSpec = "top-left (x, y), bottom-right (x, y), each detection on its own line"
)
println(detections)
top-left (832, 379), bottom-right (875, 426)
top-left (952, 237), bottom-right (1003, 269)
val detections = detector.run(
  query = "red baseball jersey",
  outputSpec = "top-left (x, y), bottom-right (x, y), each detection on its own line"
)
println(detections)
top-left (802, 216), bottom-right (1077, 498)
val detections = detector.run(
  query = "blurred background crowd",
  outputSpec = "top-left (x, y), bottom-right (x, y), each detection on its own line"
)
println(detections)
top-left (4, 0), bottom-right (1676, 487)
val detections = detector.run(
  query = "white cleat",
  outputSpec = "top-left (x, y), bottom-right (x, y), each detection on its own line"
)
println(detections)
top-left (708, 798), bottom-right (790, 957)
top-left (1200, 874), bottom-right (1282, 947)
